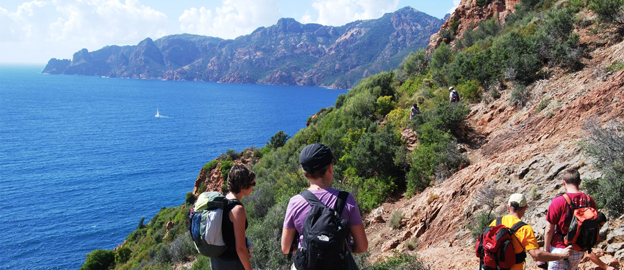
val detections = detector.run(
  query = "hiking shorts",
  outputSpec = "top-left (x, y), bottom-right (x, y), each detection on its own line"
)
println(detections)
top-left (548, 247), bottom-right (584, 270)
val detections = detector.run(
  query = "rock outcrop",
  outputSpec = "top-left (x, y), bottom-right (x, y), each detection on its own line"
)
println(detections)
top-left (427, 0), bottom-right (520, 52)
top-left (43, 8), bottom-right (443, 89)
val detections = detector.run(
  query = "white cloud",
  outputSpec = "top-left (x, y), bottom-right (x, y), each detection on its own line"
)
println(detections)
top-left (0, 0), bottom-right (167, 57)
top-left (0, 1), bottom-right (55, 42)
top-left (49, 0), bottom-right (168, 45)
top-left (448, 0), bottom-right (461, 15)
top-left (308, 0), bottom-right (400, 26)
top-left (179, 0), bottom-right (280, 39)
top-left (0, 0), bottom-right (170, 63)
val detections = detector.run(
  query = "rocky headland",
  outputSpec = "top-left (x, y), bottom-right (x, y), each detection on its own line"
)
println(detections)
top-left (42, 7), bottom-right (443, 89)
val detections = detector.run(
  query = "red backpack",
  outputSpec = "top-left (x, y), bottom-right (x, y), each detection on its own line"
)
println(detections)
top-left (560, 193), bottom-right (599, 251)
top-left (475, 217), bottom-right (527, 270)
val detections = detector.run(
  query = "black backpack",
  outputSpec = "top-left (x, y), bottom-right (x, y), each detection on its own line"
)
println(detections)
top-left (290, 190), bottom-right (350, 270)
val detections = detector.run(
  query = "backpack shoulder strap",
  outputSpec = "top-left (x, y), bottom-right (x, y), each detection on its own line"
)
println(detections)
top-left (509, 221), bottom-right (528, 253)
top-left (562, 193), bottom-right (575, 208)
top-left (335, 191), bottom-right (349, 217)
top-left (496, 217), bottom-right (503, 226)
top-left (300, 190), bottom-right (325, 208)
top-left (509, 221), bottom-right (527, 233)
top-left (223, 198), bottom-right (243, 213)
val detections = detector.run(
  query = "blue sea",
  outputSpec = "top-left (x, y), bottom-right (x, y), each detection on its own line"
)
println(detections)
top-left (0, 65), bottom-right (347, 269)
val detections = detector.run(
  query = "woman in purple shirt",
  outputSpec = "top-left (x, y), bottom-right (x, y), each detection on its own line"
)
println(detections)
top-left (280, 143), bottom-right (368, 268)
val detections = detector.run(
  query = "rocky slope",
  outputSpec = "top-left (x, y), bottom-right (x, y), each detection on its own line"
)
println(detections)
top-left (42, 7), bottom-right (442, 89)
top-left (364, 2), bottom-right (624, 269)
top-left (427, 0), bottom-right (520, 51)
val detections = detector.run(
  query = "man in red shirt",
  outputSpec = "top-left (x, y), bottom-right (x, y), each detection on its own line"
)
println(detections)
top-left (544, 168), bottom-right (597, 270)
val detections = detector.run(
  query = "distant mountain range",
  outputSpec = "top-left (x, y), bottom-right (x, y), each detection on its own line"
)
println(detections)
top-left (42, 7), bottom-right (444, 89)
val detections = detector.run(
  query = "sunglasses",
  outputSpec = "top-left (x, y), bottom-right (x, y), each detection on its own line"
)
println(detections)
top-left (249, 181), bottom-right (256, 186)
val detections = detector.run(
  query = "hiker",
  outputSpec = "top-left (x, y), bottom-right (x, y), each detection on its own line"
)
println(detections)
top-left (281, 143), bottom-right (368, 270)
top-left (211, 164), bottom-right (256, 270)
top-left (410, 103), bottom-right (420, 120)
top-left (481, 193), bottom-right (571, 270)
top-left (544, 168), bottom-right (598, 270)
top-left (449, 86), bottom-right (460, 103)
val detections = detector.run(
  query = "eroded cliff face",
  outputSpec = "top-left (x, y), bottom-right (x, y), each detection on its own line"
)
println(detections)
top-left (369, 21), bottom-right (624, 270)
top-left (427, 0), bottom-right (520, 52)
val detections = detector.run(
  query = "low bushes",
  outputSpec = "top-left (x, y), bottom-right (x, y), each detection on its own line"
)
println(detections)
top-left (582, 119), bottom-right (624, 216)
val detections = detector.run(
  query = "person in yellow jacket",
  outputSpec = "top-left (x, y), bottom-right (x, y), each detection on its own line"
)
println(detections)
top-left (488, 194), bottom-right (572, 270)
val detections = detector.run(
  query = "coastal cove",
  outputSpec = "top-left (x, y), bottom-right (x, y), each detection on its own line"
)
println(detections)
top-left (0, 65), bottom-right (347, 269)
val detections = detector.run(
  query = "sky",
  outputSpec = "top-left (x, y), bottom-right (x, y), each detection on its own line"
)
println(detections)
top-left (0, 0), bottom-right (459, 64)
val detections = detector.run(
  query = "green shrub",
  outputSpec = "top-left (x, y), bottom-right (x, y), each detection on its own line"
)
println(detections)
top-left (185, 192), bottom-right (196, 206)
top-left (152, 229), bottom-right (165, 244)
top-left (137, 217), bottom-right (146, 230)
top-left (477, 0), bottom-right (489, 7)
top-left (149, 243), bottom-right (171, 263)
top-left (80, 249), bottom-right (115, 270)
top-left (350, 176), bottom-right (397, 211)
top-left (588, 0), bottom-right (624, 23)
top-left (405, 238), bottom-right (419, 251)
top-left (375, 96), bottom-right (397, 116)
top-left (266, 130), bottom-right (290, 149)
top-left (335, 93), bottom-right (346, 109)
top-left (189, 256), bottom-right (211, 270)
top-left (247, 200), bottom-right (291, 269)
top-left (167, 233), bottom-right (197, 263)
top-left (510, 85), bottom-right (529, 107)
top-left (456, 80), bottom-right (483, 102)
top-left (219, 160), bottom-right (234, 180)
top-left (225, 149), bottom-right (239, 160)
top-left (389, 210), bottom-right (404, 229)
top-left (407, 123), bottom-right (465, 195)
top-left (253, 147), bottom-right (262, 159)
top-left (535, 99), bottom-right (550, 113)
top-left (449, 18), bottom-right (460, 36)
top-left (467, 211), bottom-right (494, 240)
top-left (606, 61), bottom-right (624, 72)
top-left (203, 160), bottom-right (219, 172)
top-left (115, 247), bottom-right (132, 266)
top-left (582, 119), bottom-right (624, 216)
top-left (415, 100), bottom-right (471, 133)
top-left (401, 50), bottom-right (428, 76)
top-left (368, 251), bottom-right (426, 270)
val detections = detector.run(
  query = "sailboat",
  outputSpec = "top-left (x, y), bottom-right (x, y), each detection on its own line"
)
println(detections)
top-left (155, 108), bottom-right (162, 118)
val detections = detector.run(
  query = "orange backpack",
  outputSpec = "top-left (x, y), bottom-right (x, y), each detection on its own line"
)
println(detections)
top-left (561, 193), bottom-right (599, 251)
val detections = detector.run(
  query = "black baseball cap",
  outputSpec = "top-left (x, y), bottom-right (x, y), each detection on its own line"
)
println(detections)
top-left (299, 143), bottom-right (333, 173)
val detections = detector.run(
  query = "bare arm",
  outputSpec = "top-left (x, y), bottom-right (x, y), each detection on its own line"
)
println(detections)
top-left (350, 223), bottom-right (368, 254)
top-left (281, 227), bottom-right (297, 254)
top-left (528, 246), bottom-right (571, 262)
top-left (230, 205), bottom-right (252, 270)
top-left (587, 252), bottom-right (616, 270)
top-left (544, 222), bottom-right (555, 252)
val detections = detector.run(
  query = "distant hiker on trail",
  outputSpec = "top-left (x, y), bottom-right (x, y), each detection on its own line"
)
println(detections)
top-left (212, 165), bottom-right (256, 270)
top-left (477, 193), bottom-right (571, 270)
top-left (544, 168), bottom-right (599, 270)
top-left (281, 143), bottom-right (368, 270)
top-left (410, 103), bottom-right (420, 120)
top-left (449, 86), bottom-right (460, 103)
